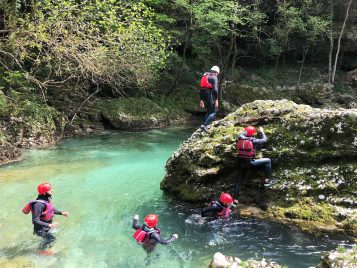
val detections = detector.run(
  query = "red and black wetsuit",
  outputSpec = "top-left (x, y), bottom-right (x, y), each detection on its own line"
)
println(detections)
top-left (32, 195), bottom-right (62, 250)
top-left (132, 218), bottom-right (176, 252)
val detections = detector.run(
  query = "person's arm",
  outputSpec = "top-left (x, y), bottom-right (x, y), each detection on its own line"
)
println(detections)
top-left (237, 131), bottom-right (251, 140)
top-left (208, 76), bottom-right (219, 100)
top-left (132, 215), bottom-right (141, 230)
top-left (201, 202), bottom-right (222, 217)
top-left (32, 202), bottom-right (50, 227)
top-left (149, 232), bottom-right (177, 245)
top-left (252, 130), bottom-right (267, 144)
top-left (54, 208), bottom-right (62, 215)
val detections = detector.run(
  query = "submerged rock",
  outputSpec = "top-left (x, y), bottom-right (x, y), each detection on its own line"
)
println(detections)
top-left (161, 100), bottom-right (357, 237)
top-left (210, 252), bottom-right (282, 268)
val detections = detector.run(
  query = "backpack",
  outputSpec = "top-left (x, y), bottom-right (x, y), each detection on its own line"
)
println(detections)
top-left (133, 228), bottom-right (160, 244)
top-left (200, 73), bottom-right (213, 89)
top-left (236, 139), bottom-right (255, 159)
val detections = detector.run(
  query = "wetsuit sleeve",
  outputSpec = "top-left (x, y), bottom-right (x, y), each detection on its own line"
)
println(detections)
top-left (201, 203), bottom-right (222, 217)
top-left (54, 208), bottom-right (62, 215)
top-left (132, 219), bottom-right (141, 230)
top-left (149, 232), bottom-right (177, 245)
top-left (32, 202), bottom-right (50, 227)
top-left (252, 131), bottom-right (267, 144)
top-left (237, 131), bottom-right (250, 140)
top-left (208, 76), bottom-right (219, 100)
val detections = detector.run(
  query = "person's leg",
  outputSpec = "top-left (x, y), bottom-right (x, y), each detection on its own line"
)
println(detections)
top-left (36, 230), bottom-right (56, 250)
top-left (234, 165), bottom-right (247, 200)
top-left (203, 93), bottom-right (216, 126)
top-left (250, 158), bottom-right (271, 178)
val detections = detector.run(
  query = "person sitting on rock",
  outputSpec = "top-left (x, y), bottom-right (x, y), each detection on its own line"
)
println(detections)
top-left (201, 193), bottom-right (238, 218)
top-left (234, 126), bottom-right (277, 200)
top-left (132, 214), bottom-right (178, 253)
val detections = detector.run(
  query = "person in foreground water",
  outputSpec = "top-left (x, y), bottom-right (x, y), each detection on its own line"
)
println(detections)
top-left (22, 182), bottom-right (69, 255)
top-left (201, 193), bottom-right (238, 218)
top-left (132, 214), bottom-right (178, 253)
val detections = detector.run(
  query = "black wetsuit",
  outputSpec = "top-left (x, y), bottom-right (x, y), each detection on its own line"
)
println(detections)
top-left (234, 130), bottom-right (272, 199)
top-left (201, 201), bottom-right (236, 217)
top-left (132, 218), bottom-right (176, 253)
top-left (32, 195), bottom-right (62, 250)
top-left (200, 73), bottom-right (219, 126)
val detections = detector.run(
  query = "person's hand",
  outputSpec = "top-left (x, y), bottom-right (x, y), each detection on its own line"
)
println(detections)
top-left (172, 234), bottom-right (178, 239)
top-left (199, 100), bottom-right (205, 108)
top-left (258, 126), bottom-right (264, 132)
top-left (49, 222), bottom-right (59, 229)
top-left (214, 99), bottom-right (218, 108)
top-left (133, 215), bottom-right (139, 220)
top-left (62, 211), bottom-right (70, 217)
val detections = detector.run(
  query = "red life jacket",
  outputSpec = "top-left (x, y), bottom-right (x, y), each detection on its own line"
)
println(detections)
top-left (210, 201), bottom-right (232, 219)
top-left (22, 200), bottom-right (55, 222)
top-left (133, 227), bottom-right (160, 244)
top-left (236, 139), bottom-right (255, 159)
top-left (200, 73), bottom-right (213, 89)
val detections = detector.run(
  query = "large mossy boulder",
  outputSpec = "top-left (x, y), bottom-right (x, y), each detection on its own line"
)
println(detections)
top-left (100, 97), bottom-right (189, 130)
top-left (161, 100), bottom-right (357, 237)
top-left (0, 97), bottom-right (65, 164)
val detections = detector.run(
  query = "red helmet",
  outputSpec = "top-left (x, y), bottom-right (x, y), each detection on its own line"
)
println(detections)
top-left (37, 182), bottom-right (52, 195)
top-left (144, 214), bottom-right (158, 228)
top-left (244, 126), bottom-right (256, 137)
top-left (219, 193), bottom-right (233, 205)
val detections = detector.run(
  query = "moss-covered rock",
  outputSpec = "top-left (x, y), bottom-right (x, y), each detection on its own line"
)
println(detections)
top-left (316, 246), bottom-right (357, 268)
top-left (0, 95), bottom-right (65, 164)
top-left (161, 100), bottom-right (357, 237)
top-left (100, 97), bottom-right (190, 130)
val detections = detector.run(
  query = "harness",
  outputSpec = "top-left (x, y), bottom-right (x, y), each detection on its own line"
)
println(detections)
top-left (22, 200), bottom-right (55, 222)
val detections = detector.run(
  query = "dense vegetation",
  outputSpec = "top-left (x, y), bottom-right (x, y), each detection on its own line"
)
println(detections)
top-left (0, 0), bottom-right (356, 130)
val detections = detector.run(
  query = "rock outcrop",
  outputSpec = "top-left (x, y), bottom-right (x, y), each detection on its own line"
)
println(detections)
top-left (161, 100), bottom-right (357, 237)
top-left (210, 252), bottom-right (282, 268)
top-left (316, 247), bottom-right (357, 268)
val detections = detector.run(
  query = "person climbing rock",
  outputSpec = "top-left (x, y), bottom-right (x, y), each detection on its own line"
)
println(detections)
top-left (234, 126), bottom-right (278, 200)
top-left (201, 193), bottom-right (238, 218)
top-left (22, 182), bottom-right (69, 255)
top-left (199, 66), bottom-right (220, 133)
top-left (132, 214), bottom-right (178, 253)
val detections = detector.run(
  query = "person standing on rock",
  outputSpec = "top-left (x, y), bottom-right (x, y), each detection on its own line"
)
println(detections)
top-left (199, 66), bottom-right (220, 132)
top-left (201, 193), bottom-right (238, 218)
top-left (234, 126), bottom-right (277, 201)
top-left (22, 182), bottom-right (70, 255)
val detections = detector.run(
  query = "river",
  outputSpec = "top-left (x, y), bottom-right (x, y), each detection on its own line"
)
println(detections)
top-left (0, 127), bottom-right (351, 267)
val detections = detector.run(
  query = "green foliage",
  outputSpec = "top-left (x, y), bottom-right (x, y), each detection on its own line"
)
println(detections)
top-left (0, 90), bottom-right (8, 117)
top-left (267, 0), bottom-right (329, 57)
top-left (3, 0), bottom-right (169, 93)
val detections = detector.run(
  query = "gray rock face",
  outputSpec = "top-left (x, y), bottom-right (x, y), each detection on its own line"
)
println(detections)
top-left (161, 100), bottom-right (357, 236)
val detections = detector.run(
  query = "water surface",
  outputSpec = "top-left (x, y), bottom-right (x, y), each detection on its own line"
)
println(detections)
top-left (0, 127), bottom-right (351, 267)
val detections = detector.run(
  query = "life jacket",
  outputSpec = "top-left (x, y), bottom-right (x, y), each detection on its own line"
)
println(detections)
top-left (200, 73), bottom-right (213, 89)
top-left (133, 227), bottom-right (160, 244)
top-left (22, 200), bottom-right (55, 222)
top-left (236, 139), bottom-right (255, 159)
top-left (210, 201), bottom-right (231, 218)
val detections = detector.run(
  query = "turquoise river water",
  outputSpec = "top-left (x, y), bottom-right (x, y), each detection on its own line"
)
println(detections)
top-left (0, 127), bottom-right (351, 268)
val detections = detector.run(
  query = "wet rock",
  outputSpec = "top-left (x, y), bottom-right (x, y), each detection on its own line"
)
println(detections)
top-left (161, 100), bottom-right (357, 236)
top-left (316, 247), bottom-right (357, 268)
top-left (210, 253), bottom-right (282, 268)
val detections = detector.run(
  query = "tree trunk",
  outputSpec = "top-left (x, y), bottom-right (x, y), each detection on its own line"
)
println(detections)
top-left (166, 29), bottom-right (191, 95)
top-left (328, 0), bottom-right (334, 83)
top-left (297, 47), bottom-right (309, 93)
top-left (331, 0), bottom-right (353, 83)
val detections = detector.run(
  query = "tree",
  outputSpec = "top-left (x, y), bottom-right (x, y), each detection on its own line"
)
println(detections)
top-left (331, 0), bottom-right (353, 83)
